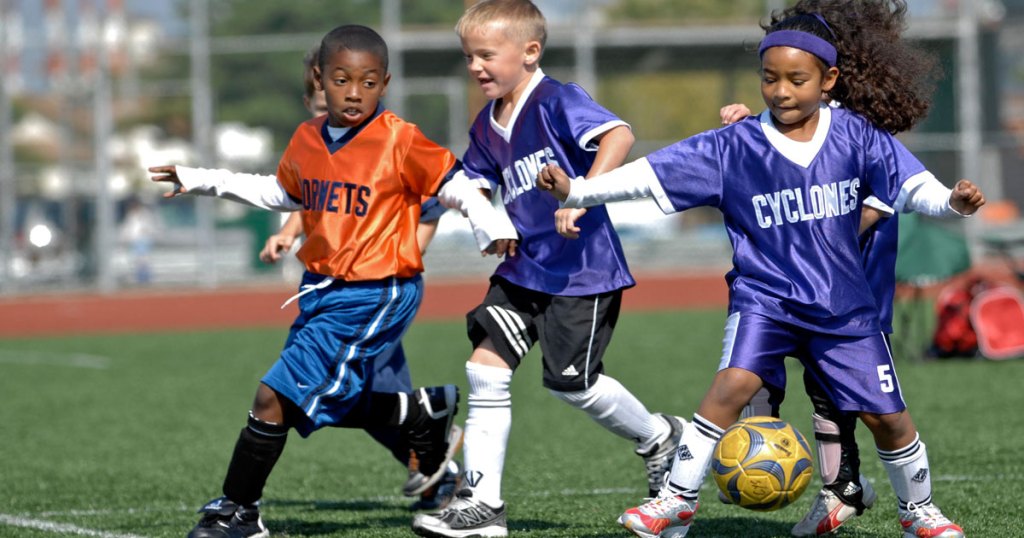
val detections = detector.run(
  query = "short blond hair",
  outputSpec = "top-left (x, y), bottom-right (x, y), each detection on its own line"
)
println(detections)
top-left (455, 0), bottom-right (547, 50)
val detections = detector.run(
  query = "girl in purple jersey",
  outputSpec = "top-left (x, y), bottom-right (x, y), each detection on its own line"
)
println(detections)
top-left (724, 101), bottom-right (984, 535)
top-left (539, 2), bottom-right (984, 537)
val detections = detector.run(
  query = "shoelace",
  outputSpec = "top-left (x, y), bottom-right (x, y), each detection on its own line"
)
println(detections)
top-left (642, 495), bottom-right (685, 515)
top-left (905, 502), bottom-right (952, 525)
top-left (280, 276), bottom-right (335, 309)
top-left (807, 489), bottom-right (836, 519)
top-left (440, 495), bottom-right (489, 518)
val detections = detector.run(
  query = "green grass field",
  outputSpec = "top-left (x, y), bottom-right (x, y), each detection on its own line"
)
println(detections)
top-left (1, 308), bottom-right (1021, 537)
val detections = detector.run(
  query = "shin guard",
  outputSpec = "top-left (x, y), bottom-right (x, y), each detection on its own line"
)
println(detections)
top-left (222, 412), bottom-right (289, 506)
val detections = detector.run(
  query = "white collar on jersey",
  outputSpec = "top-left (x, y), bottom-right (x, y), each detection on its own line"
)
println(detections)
top-left (488, 68), bottom-right (546, 143)
top-left (758, 103), bottom-right (832, 168)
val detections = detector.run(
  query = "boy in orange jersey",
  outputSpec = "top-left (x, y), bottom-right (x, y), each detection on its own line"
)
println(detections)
top-left (150, 25), bottom-right (513, 538)
top-left (252, 43), bottom-right (463, 512)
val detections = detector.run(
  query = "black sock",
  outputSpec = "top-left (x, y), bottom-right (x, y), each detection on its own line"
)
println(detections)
top-left (222, 413), bottom-right (289, 506)
top-left (366, 391), bottom-right (423, 429)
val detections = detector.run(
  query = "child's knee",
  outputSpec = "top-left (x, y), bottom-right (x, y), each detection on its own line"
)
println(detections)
top-left (860, 410), bottom-right (916, 448)
top-left (251, 383), bottom-right (286, 424)
top-left (709, 368), bottom-right (763, 409)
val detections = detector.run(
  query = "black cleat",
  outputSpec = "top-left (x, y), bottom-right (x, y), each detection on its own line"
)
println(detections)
top-left (187, 496), bottom-right (269, 538)
top-left (403, 385), bottom-right (460, 496)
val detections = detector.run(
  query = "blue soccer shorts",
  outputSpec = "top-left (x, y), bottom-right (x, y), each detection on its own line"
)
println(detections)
top-left (263, 271), bottom-right (423, 437)
top-left (718, 311), bottom-right (907, 415)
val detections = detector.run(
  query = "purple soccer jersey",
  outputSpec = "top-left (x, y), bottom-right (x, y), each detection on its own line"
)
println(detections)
top-left (644, 106), bottom-right (926, 336)
top-left (861, 215), bottom-right (899, 334)
top-left (461, 70), bottom-right (634, 296)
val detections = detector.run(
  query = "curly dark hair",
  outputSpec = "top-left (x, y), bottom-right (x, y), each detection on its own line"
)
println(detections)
top-left (762, 0), bottom-right (940, 134)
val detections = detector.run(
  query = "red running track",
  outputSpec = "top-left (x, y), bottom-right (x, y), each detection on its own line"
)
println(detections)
top-left (0, 272), bottom-right (730, 338)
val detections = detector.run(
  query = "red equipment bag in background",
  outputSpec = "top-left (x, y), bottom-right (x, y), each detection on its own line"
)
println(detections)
top-left (970, 286), bottom-right (1024, 360)
top-left (930, 279), bottom-right (982, 358)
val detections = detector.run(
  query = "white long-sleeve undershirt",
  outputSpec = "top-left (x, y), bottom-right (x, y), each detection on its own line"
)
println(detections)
top-left (174, 166), bottom-right (301, 211)
top-left (562, 158), bottom-right (967, 219)
top-left (436, 170), bottom-right (518, 251)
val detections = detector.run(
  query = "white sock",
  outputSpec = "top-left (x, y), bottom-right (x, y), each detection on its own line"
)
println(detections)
top-left (463, 361), bottom-right (512, 508)
top-left (664, 413), bottom-right (722, 500)
top-left (549, 374), bottom-right (665, 444)
top-left (878, 433), bottom-right (932, 508)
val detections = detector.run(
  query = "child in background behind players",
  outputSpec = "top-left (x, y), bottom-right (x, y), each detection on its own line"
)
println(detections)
top-left (412, 2), bottom-right (684, 537)
top-left (539, 1), bottom-right (982, 537)
top-left (150, 25), bottom-right (478, 537)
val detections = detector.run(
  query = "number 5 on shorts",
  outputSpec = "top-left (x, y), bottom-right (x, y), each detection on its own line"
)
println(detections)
top-left (877, 364), bottom-right (894, 393)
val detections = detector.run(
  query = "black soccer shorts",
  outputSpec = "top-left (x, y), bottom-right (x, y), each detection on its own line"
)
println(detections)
top-left (466, 276), bottom-right (622, 392)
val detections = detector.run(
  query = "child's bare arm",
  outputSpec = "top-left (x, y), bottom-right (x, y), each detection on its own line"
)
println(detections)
top-left (586, 125), bottom-right (634, 178)
top-left (859, 206), bottom-right (885, 235)
top-left (544, 126), bottom-right (635, 239)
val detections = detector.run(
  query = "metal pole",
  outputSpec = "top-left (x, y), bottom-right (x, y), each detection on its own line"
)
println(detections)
top-left (59, 0), bottom-right (78, 286)
top-left (93, 1), bottom-right (116, 293)
top-left (957, 1), bottom-right (985, 261)
top-left (0, 0), bottom-right (14, 293)
top-left (382, 0), bottom-right (404, 116)
top-left (574, 8), bottom-right (597, 95)
top-left (191, 0), bottom-right (217, 287)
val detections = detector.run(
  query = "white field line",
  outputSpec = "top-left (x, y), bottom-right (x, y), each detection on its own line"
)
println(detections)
top-left (37, 506), bottom-right (191, 518)
top-left (0, 349), bottom-right (112, 369)
top-left (0, 514), bottom-right (147, 538)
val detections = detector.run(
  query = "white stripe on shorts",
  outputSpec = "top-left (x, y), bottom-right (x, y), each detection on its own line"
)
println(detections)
top-left (583, 297), bottom-right (599, 389)
top-left (718, 312), bottom-right (741, 372)
top-left (486, 305), bottom-right (531, 358)
top-left (305, 277), bottom-right (400, 416)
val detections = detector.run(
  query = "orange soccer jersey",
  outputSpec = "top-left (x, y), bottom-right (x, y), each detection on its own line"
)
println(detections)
top-left (276, 109), bottom-right (457, 281)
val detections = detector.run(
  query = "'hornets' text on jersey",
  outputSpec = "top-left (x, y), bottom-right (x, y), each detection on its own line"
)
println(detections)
top-left (276, 107), bottom-right (457, 281)
top-left (301, 178), bottom-right (371, 216)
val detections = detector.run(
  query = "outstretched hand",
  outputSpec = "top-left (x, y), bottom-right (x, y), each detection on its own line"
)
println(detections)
top-left (536, 164), bottom-right (572, 202)
top-left (950, 179), bottom-right (986, 216)
top-left (720, 103), bottom-right (753, 125)
top-left (260, 233), bottom-right (298, 263)
top-left (148, 165), bottom-right (186, 198)
top-left (484, 238), bottom-right (518, 258)
top-left (555, 208), bottom-right (587, 239)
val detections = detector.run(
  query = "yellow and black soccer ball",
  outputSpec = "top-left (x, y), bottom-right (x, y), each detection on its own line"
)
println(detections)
top-left (711, 416), bottom-right (814, 511)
